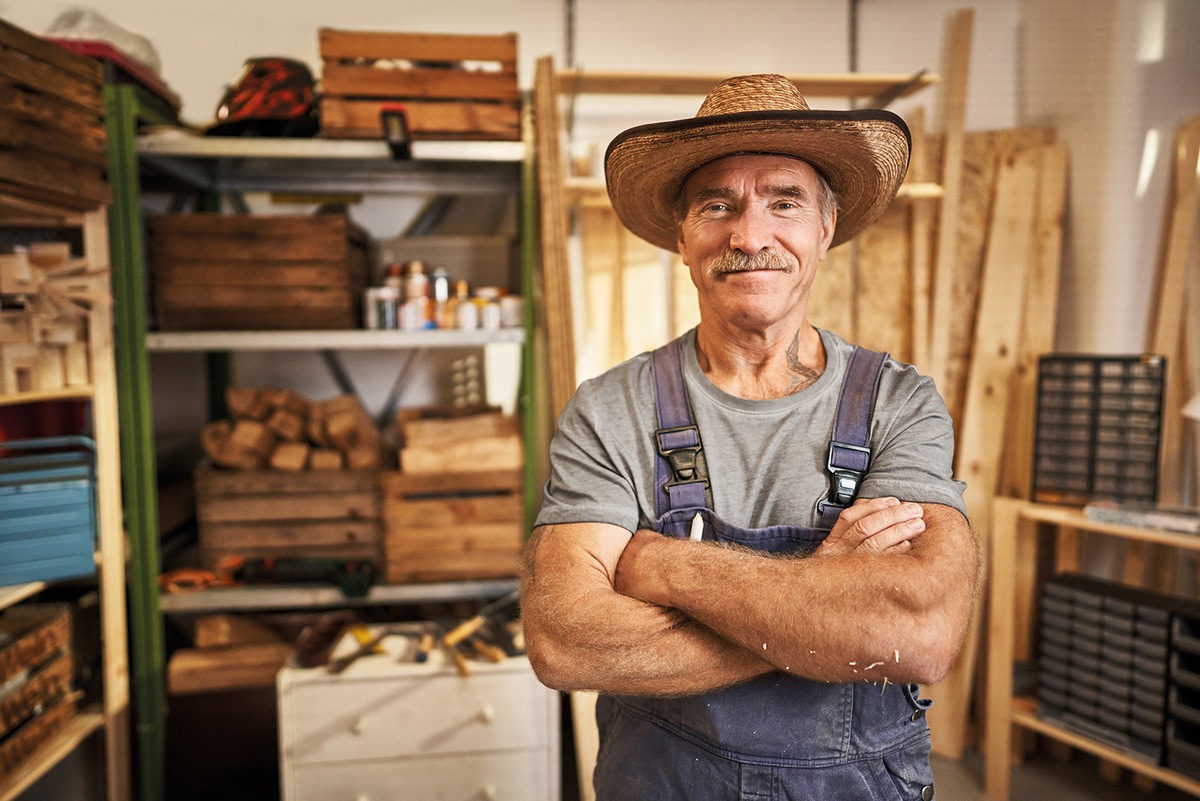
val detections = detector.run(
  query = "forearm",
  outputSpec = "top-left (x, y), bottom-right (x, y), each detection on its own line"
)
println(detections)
top-left (520, 523), bottom-right (772, 695)
top-left (616, 505), bottom-right (978, 685)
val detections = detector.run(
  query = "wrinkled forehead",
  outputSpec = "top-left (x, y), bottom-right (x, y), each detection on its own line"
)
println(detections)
top-left (680, 153), bottom-right (822, 199)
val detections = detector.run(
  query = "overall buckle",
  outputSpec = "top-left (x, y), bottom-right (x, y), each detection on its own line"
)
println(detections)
top-left (656, 425), bottom-right (707, 486)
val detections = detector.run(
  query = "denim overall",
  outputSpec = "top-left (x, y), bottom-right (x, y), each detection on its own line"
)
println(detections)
top-left (592, 339), bottom-right (937, 801)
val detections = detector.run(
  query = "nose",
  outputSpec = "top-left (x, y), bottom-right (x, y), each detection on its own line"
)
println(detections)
top-left (728, 206), bottom-right (773, 253)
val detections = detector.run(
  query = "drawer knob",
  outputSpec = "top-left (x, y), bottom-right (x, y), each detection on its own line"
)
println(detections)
top-left (481, 785), bottom-right (497, 800)
top-left (351, 716), bottom-right (369, 735)
top-left (478, 705), bottom-right (496, 724)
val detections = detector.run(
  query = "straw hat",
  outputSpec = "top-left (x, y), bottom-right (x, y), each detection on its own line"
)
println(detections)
top-left (604, 73), bottom-right (911, 252)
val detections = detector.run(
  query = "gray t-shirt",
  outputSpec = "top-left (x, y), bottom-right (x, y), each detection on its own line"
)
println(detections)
top-left (535, 327), bottom-right (967, 533)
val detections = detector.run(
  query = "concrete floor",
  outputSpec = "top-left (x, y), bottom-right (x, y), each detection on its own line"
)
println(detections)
top-left (932, 750), bottom-right (1197, 801)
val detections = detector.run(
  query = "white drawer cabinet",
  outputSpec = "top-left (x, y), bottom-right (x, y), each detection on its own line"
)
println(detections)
top-left (278, 654), bottom-right (560, 801)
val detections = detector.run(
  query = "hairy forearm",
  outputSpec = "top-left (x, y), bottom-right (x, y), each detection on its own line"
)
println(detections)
top-left (616, 505), bottom-right (978, 686)
top-left (520, 524), bottom-right (773, 695)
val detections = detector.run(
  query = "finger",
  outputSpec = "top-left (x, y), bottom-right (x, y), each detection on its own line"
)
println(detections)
top-left (840, 502), bottom-right (924, 545)
top-left (858, 516), bottom-right (926, 553)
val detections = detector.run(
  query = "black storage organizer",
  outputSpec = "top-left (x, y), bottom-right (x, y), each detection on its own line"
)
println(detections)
top-left (1032, 354), bottom-right (1166, 505)
top-left (1037, 574), bottom-right (1200, 775)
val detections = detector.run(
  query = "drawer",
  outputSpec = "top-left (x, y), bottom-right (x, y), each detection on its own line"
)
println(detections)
top-left (279, 658), bottom-right (554, 763)
top-left (284, 747), bottom-right (554, 801)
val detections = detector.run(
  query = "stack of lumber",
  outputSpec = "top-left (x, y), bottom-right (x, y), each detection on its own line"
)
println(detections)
top-left (0, 241), bottom-right (104, 393)
top-left (0, 18), bottom-right (108, 213)
top-left (167, 613), bottom-right (292, 695)
top-left (202, 387), bottom-right (383, 472)
top-left (318, 29), bottom-right (521, 141)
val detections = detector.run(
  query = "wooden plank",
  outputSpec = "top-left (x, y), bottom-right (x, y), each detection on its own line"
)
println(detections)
top-left (385, 494), bottom-right (522, 527)
top-left (927, 147), bottom-right (1040, 760)
top-left (201, 542), bottom-right (378, 568)
top-left (998, 144), bottom-right (1068, 500)
top-left (154, 262), bottom-right (355, 289)
top-left (0, 115), bottom-right (106, 169)
top-left (907, 107), bottom-right (934, 369)
top-left (983, 497), bottom-right (1023, 801)
top-left (0, 152), bottom-right (108, 209)
top-left (0, 85), bottom-right (104, 141)
top-left (155, 307), bottom-right (360, 332)
top-left (384, 549), bottom-right (520, 583)
top-left (196, 466), bottom-right (377, 495)
top-left (853, 203), bottom-right (911, 361)
top-left (385, 523), bottom-right (521, 552)
top-left (927, 7), bottom-right (973, 402)
top-left (1148, 116), bottom-right (1200, 505)
top-left (381, 468), bottom-right (522, 495)
top-left (155, 284), bottom-right (360, 310)
top-left (166, 643), bottom-right (293, 695)
top-left (535, 56), bottom-right (576, 420)
top-left (319, 97), bottom-right (520, 141)
top-left (198, 521), bottom-right (379, 550)
top-left (322, 64), bottom-right (519, 101)
top-left (196, 492), bottom-right (377, 524)
top-left (319, 29), bottom-right (518, 66)
top-left (0, 18), bottom-right (103, 85)
top-left (556, 70), bottom-right (936, 101)
top-left (0, 52), bottom-right (102, 116)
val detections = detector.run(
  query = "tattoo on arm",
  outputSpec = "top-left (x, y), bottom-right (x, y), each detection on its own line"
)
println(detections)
top-left (785, 332), bottom-right (821, 392)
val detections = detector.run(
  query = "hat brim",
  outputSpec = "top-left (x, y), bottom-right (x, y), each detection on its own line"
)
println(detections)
top-left (604, 109), bottom-right (911, 252)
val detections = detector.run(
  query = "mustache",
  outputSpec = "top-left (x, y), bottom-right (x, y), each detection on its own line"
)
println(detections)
top-left (707, 249), bottom-right (796, 277)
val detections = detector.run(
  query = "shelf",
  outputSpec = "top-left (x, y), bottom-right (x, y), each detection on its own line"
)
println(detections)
top-left (1021, 505), bottom-right (1200, 551)
top-left (136, 133), bottom-right (524, 195)
top-left (0, 582), bottom-right (46, 611)
top-left (1011, 697), bottom-right (1200, 796)
top-left (0, 387), bottom-right (94, 407)
top-left (158, 577), bottom-right (518, 613)
top-left (0, 707), bottom-right (105, 801)
top-left (145, 328), bottom-right (524, 352)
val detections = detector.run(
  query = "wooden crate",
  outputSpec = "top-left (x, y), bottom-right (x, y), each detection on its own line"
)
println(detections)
top-left (0, 604), bottom-right (72, 686)
top-left (148, 214), bottom-right (369, 331)
top-left (0, 18), bottom-right (108, 211)
top-left (0, 652), bottom-right (72, 739)
top-left (382, 469), bottom-right (523, 583)
top-left (0, 695), bottom-right (76, 778)
top-left (194, 464), bottom-right (381, 569)
top-left (318, 29), bottom-right (520, 141)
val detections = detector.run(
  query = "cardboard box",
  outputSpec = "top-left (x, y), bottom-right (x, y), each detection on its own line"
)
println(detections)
top-left (382, 468), bottom-right (523, 583)
top-left (318, 29), bottom-right (520, 141)
top-left (148, 213), bottom-right (369, 331)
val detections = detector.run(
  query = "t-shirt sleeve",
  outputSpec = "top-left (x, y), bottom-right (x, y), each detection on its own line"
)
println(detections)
top-left (533, 379), bottom-right (642, 533)
top-left (858, 366), bottom-right (969, 520)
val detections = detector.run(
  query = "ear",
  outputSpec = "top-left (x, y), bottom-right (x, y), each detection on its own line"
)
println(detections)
top-left (817, 206), bottom-right (837, 259)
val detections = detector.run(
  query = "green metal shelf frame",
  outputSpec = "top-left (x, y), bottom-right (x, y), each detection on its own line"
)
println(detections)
top-left (104, 83), bottom-right (168, 801)
top-left (104, 84), bottom-right (546, 801)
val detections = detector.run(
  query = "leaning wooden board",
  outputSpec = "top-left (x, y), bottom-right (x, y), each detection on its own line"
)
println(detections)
top-left (0, 18), bottom-right (108, 210)
top-left (319, 29), bottom-right (520, 141)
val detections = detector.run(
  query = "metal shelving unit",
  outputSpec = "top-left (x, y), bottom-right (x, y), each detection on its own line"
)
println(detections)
top-left (105, 87), bottom-right (539, 801)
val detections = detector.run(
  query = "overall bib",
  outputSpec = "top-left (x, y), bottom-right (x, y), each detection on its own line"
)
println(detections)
top-left (592, 339), bottom-right (937, 801)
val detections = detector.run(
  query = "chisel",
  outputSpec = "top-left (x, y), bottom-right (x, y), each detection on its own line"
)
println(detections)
top-left (442, 590), bottom-right (520, 647)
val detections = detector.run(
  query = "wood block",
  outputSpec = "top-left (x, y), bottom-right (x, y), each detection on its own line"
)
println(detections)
top-left (34, 344), bottom-right (65, 390)
top-left (63, 341), bottom-right (89, 386)
top-left (0, 310), bottom-right (30, 344)
top-left (226, 385), bottom-right (271, 421)
top-left (27, 241), bottom-right (70, 267)
top-left (270, 441), bottom-right (311, 472)
top-left (398, 406), bottom-right (516, 445)
top-left (267, 407), bottom-right (305, 441)
top-left (0, 251), bottom-right (36, 294)
top-left (193, 615), bottom-right (282, 649)
top-left (269, 388), bottom-right (311, 417)
top-left (167, 642), bottom-right (293, 694)
top-left (310, 449), bottom-right (345, 470)
top-left (0, 343), bottom-right (38, 393)
top-left (30, 313), bottom-right (82, 345)
top-left (401, 433), bottom-right (522, 474)
top-left (345, 445), bottom-right (381, 470)
top-left (229, 419), bottom-right (276, 457)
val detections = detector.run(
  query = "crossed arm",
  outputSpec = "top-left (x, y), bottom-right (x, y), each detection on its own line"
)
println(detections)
top-left (520, 497), bottom-right (979, 696)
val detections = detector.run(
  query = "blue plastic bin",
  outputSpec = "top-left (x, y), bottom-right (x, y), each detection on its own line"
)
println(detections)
top-left (0, 436), bottom-right (97, 584)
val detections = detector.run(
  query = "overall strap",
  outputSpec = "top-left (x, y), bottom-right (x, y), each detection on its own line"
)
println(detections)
top-left (817, 346), bottom-right (889, 528)
top-left (651, 338), bottom-right (712, 517)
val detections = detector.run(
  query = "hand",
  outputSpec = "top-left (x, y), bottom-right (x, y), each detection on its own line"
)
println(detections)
top-left (613, 529), bottom-right (668, 604)
top-left (815, 497), bottom-right (925, 558)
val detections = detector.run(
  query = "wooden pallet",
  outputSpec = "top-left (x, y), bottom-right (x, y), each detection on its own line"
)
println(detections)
top-left (318, 29), bottom-right (520, 141)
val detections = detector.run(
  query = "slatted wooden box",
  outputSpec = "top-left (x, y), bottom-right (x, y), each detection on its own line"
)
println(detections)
top-left (381, 469), bottom-right (523, 583)
top-left (318, 29), bottom-right (520, 141)
top-left (148, 214), bottom-right (369, 331)
top-left (0, 18), bottom-right (109, 212)
top-left (194, 465), bottom-right (381, 569)
top-left (0, 604), bottom-right (76, 776)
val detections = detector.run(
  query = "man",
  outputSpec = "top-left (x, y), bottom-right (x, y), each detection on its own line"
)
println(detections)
top-left (521, 73), bottom-right (978, 800)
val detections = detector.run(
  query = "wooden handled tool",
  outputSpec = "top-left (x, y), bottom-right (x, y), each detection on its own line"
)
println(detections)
top-left (441, 590), bottom-right (520, 648)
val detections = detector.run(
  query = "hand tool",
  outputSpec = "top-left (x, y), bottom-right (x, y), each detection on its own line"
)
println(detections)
top-left (441, 589), bottom-right (520, 648)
